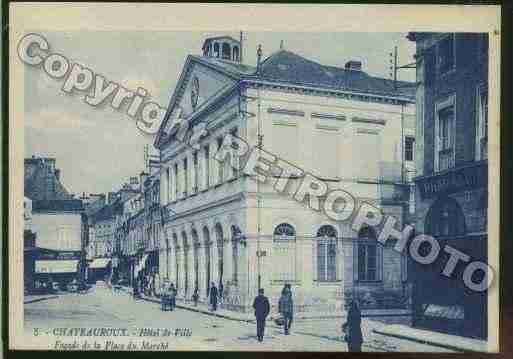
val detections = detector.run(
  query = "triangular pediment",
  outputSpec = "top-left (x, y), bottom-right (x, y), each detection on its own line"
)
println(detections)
top-left (160, 57), bottom-right (239, 136)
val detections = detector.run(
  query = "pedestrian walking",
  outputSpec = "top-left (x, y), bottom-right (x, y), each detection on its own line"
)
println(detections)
top-left (253, 288), bottom-right (270, 342)
top-left (342, 300), bottom-right (363, 352)
top-left (192, 287), bottom-right (199, 306)
top-left (209, 282), bottom-right (218, 311)
top-left (161, 282), bottom-right (171, 311)
top-left (218, 282), bottom-right (224, 306)
top-left (133, 277), bottom-right (140, 299)
top-left (169, 283), bottom-right (177, 311)
top-left (278, 285), bottom-right (294, 335)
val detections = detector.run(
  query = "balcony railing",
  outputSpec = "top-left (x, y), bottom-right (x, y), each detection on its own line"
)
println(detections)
top-left (438, 148), bottom-right (454, 172)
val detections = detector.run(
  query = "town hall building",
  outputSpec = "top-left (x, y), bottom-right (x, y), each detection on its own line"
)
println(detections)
top-left (154, 35), bottom-right (416, 314)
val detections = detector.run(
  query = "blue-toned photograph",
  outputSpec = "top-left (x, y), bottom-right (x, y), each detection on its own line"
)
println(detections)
top-left (10, 4), bottom-right (498, 353)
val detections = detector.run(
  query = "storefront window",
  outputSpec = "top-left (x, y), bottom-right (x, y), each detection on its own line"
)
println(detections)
top-left (425, 197), bottom-right (466, 238)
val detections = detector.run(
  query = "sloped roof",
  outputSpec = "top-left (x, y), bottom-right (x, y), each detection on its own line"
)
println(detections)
top-left (93, 203), bottom-right (121, 223)
top-left (155, 49), bottom-right (415, 148)
top-left (193, 55), bottom-right (256, 77)
top-left (257, 50), bottom-right (414, 98)
top-left (193, 49), bottom-right (414, 98)
top-left (32, 199), bottom-right (83, 212)
top-left (25, 158), bottom-right (74, 201)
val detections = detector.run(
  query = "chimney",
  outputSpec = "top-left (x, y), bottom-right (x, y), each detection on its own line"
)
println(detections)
top-left (344, 60), bottom-right (362, 71)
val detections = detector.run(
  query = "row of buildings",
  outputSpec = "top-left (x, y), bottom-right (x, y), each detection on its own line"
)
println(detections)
top-left (24, 157), bottom-right (86, 292)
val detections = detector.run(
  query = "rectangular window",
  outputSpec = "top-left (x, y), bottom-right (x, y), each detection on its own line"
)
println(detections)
top-left (438, 34), bottom-right (455, 74)
top-left (317, 240), bottom-right (337, 282)
top-left (476, 86), bottom-right (488, 160)
top-left (217, 138), bottom-right (224, 184)
top-left (273, 242), bottom-right (296, 282)
top-left (479, 34), bottom-right (488, 60)
top-left (357, 243), bottom-right (379, 281)
top-left (183, 158), bottom-right (188, 196)
top-left (193, 151), bottom-right (199, 193)
top-left (401, 253), bottom-right (408, 282)
top-left (405, 136), bottom-right (415, 162)
top-left (174, 163), bottom-right (179, 199)
top-left (166, 167), bottom-right (171, 203)
top-left (436, 100), bottom-right (455, 172)
top-left (204, 146), bottom-right (210, 189)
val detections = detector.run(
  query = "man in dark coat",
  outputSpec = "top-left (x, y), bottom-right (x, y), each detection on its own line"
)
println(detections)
top-left (343, 300), bottom-right (363, 352)
top-left (252, 288), bottom-right (270, 342)
top-left (169, 283), bottom-right (177, 311)
top-left (209, 282), bottom-right (218, 311)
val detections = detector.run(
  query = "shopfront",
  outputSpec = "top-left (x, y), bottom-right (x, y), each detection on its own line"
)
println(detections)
top-left (34, 250), bottom-right (81, 290)
top-left (87, 258), bottom-right (112, 283)
top-left (413, 162), bottom-right (488, 339)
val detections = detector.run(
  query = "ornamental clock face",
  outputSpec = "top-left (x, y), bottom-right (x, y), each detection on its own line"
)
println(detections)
top-left (191, 76), bottom-right (199, 110)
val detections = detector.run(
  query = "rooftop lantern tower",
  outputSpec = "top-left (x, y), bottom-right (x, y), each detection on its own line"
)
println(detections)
top-left (202, 35), bottom-right (242, 63)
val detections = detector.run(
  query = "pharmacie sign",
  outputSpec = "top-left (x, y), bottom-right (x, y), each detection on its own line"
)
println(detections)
top-left (417, 162), bottom-right (487, 199)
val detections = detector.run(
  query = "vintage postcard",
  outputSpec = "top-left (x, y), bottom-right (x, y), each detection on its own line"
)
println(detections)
top-left (8, 3), bottom-right (501, 352)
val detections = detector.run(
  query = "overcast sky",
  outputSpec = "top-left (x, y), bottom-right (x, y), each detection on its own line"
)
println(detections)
top-left (23, 31), bottom-right (416, 196)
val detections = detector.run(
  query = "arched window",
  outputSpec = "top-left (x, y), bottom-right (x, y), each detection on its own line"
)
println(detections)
top-left (231, 226), bottom-right (242, 283)
top-left (165, 237), bottom-right (170, 279)
top-left (317, 225), bottom-right (337, 282)
top-left (213, 43), bottom-right (220, 58)
top-left (173, 233), bottom-right (179, 289)
top-left (233, 46), bottom-right (239, 61)
top-left (215, 223), bottom-right (224, 285)
top-left (203, 226), bottom-right (211, 296)
top-left (222, 43), bottom-right (231, 60)
top-left (273, 223), bottom-right (296, 241)
top-left (273, 223), bottom-right (297, 282)
top-left (356, 226), bottom-right (382, 282)
top-left (425, 197), bottom-right (466, 237)
top-left (181, 231), bottom-right (189, 296)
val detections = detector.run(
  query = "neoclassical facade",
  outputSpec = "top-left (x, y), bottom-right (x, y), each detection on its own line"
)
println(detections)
top-left (154, 36), bottom-right (416, 313)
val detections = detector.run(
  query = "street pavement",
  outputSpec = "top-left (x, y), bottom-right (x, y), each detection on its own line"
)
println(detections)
top-left (24, 286), bottom-right (452, 352)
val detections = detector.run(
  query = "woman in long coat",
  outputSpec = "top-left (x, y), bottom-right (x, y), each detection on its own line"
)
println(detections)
top-left (278, 286), bottom-right (294, 335)
top-left (343, 300), bottom-right (363, 352)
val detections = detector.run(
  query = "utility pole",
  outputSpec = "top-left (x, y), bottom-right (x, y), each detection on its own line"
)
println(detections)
top-left (389, 45), bottom-right (417, 185)
top-left (389, 45), bottom-right (417, 90)
top-left (256, 86), bottom-right (262, 291)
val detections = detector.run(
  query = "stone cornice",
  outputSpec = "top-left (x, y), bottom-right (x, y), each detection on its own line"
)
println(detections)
top-left (352, 117), bottom-right (386, 126)
top-left (162, 192), bottom-right (244, 224)
top-left (243, 79), bottom-right (415, 105)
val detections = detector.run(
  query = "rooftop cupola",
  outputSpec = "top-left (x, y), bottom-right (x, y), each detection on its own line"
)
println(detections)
top-left (202, 35), bottom-right (241, 63)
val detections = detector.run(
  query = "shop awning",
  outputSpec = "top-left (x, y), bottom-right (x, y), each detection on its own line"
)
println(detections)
top-left (424, 304), bottom-right (465, 320)
top-left (89, 258), bottom-right (112, 269)
top-left (35, 260), bottom-right (79, 274)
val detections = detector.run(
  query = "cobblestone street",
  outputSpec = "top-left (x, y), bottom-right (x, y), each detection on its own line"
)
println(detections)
top-left (24, 286), bottom-right (452, 352)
